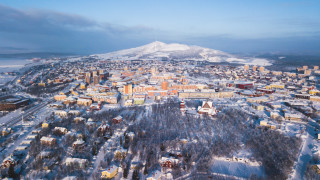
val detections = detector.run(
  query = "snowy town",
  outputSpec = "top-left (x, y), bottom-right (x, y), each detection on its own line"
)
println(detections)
top-left (1, 56), bottom-right (320, 179)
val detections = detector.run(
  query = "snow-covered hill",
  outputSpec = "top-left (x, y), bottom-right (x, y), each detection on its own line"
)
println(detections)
top-left (95, 41), bottom-right (271, 66)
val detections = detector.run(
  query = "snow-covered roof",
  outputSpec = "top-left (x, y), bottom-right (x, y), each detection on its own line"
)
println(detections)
top-left (65, 157), bottom-right (88, 164)
top-left (113, 115), bottom-right (122, 120)
top-left (40, 136), bottom-right (56, 142)
top-left (105, 165), bottom-right (118, 173)
top-left (73, 139), bottom-right (85, 145)
top-left (148, 170), bottom-right (162, 180)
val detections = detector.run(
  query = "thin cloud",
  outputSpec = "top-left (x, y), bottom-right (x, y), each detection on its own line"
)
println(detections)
top-left (0, 4), bottom-right (156, 54)
top-left (0, 4), bottom-right (319, 55)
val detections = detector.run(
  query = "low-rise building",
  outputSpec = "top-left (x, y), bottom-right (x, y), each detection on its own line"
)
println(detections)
top-left (284, 113), bottom-right (302, 121)
top-left (252, 103), bottom-right (264, 111)
top-left (54, 95), bottom-right (67, 101)
top-left (53, 127), bottom-right (67, 135)
top-left (54, 110), bottom-right (68, 117)
top-left (159, 157), bottom-right (179, 168)
top-left (65, 157), bottom-right (88, 169)
top-left (113, 115), bottom-right (123, 124)
top-left (101, 165), bottom-right (118, 179)
top-left (73, 139), bottom-right (85, 151)
top-left (40, 137), bottom-right (57, 146)
top-left (198, 101), bottom-right (217, 116)
top-left (42, 122), bottom-right (49, 128)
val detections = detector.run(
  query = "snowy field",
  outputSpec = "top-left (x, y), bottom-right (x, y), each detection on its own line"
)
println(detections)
top-left (211, 158), bottom-right (265, 179)
top-left (95, 41), bottom-right (272, 66)
top-left (0, 74), bottom-right (15, 85)
top-left (0, 59), bottom-right (29, 73)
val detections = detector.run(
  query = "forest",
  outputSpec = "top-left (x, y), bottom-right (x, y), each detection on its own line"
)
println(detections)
top-left (2, 98), bottom-right (301, 179)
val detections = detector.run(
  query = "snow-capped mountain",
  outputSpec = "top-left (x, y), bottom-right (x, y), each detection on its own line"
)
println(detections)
top-left (95, 41), bottom-right (271, 66)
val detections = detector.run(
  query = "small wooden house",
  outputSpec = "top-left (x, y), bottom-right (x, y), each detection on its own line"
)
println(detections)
top-left (113, 115), bottom-right (123, 124)
top-left (147, 170), bottom-right (162, 180)
top-left (72, 139), bottom-right (85, 151)
top-left (40, 137), bottom-right (57, 146)
top-left (53, 127), bottom-right (68, 135)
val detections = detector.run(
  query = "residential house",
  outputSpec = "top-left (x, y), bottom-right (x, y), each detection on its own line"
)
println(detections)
top-left (69, 110), bottom-right (81, 116)
top-left (159, 157), bottom-right (179, 168)
top-left (40, 137), bottom-right (57, 146)
top-left (101, 165), bottom-right (118, 179)
top-left (114, 149), bottom-right (127, 160)
top-left (65, 157), bottom-right (88, 169)
top-left (1, 156), bottom-right (17, 168)
top-left (284, 113), bottom-right (302, 121)
top-left (147, 170), bottom-right (162, 180)
top-left (54, 110), bottom-right (68, 117)
top-left (72, 139), bottom-right (85, 151)
top-left (1, 128), bottom-right (12, 136)
top-left (74, 117), bottom-right (85, 124)
top-left (198, 101), bottom-right (217, 116)
top-left (97, 124), bottom-right (110, 136)
top-left (113, 115), bottom-right (123, 124)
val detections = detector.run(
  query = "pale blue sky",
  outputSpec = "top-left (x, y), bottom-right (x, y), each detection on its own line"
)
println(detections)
top-left (0, 0), bottom-right (319, 54)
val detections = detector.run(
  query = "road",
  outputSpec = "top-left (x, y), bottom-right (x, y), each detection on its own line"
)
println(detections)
top-left (89, 127), bottom-right (127, 180)
top-left (290, 118), bottom-right (319, 179)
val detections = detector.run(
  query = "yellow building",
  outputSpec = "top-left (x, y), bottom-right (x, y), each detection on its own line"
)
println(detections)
top-left (80, 84), bottom-right (86, 89)
top-left (266, 84), bottom-right (285, 89)
top-left (42, 122), bottom-right (49, 129)
top-left (38, 82), bottom-right (46, 87)
top-left (101, 165), bottom-right (118, 179)
top-left (71, 91), bottom-right (79, 95)
top-left (309, 89), bottom-right (320, 95)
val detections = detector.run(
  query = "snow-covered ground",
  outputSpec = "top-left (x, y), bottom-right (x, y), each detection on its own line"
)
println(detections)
top-left (95, 41), bottom-right (272, 66)
top-left (290, 119), bottom-right (320, 179)
top-left (211, 158), bottom-right (265, 179)
top-left (0, 106), bottom-right (52, 162)
top-left (0, 59), bottom-right (29, 73)
top-left (0, 74), bottom-right (15, 85)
